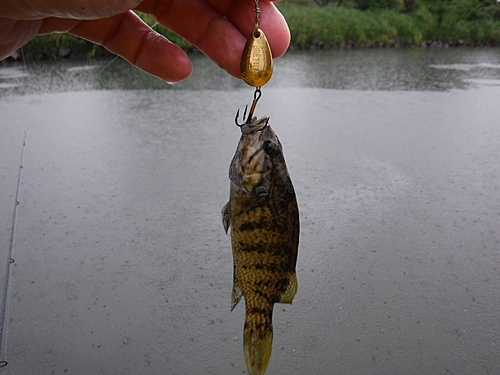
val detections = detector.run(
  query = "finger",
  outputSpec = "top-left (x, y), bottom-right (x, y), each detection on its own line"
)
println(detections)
top-left (136, 0), bottom-right (244, 77)
top-left (66, 11), bottom-right (193, 83)
top-left (225, 1), bottom-right (290, 58)
top-left (136, 0), bottom-right (290, 78)
top-left (0, 18), bottom-right (41, 60)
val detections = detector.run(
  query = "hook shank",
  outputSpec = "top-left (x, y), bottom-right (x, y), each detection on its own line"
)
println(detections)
top-left (235, 87), bottom-right (262, 127)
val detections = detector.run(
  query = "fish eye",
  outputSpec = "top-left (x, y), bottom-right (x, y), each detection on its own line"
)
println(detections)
top-left (263, 140), bottom-right (279, 156)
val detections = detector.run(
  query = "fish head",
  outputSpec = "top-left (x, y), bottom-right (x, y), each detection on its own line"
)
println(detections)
top-left (230, 116), bottom-right (283, 197)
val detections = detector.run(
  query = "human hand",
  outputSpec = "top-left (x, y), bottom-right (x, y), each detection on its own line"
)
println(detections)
top-left (0, 0), bottom-right (290, 83)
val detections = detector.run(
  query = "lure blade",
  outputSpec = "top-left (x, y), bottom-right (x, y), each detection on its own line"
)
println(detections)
top-left (240, 28), bottom-right (274, 87)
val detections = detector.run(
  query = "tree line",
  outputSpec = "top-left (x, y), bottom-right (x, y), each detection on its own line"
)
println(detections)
top-left (309, 0), bottom-right (499, 16)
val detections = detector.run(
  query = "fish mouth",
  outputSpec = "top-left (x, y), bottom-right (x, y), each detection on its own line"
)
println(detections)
top-left (240, 117), bottom-right (269, 135)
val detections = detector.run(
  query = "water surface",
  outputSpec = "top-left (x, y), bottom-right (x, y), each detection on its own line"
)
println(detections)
top-left (1, 48), bottom-right (500, 375)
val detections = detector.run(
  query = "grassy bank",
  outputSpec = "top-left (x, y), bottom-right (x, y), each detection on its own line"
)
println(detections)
top-left (278, 0), bottom-right (500, 48)
top-left (15, 0), bottom-right (500, 60)
top-left (279, 4), bottom-right (427, 47)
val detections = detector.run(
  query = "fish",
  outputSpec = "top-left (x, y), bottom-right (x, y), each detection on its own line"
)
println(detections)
top-left (222, 116), bottom-right (299, 375)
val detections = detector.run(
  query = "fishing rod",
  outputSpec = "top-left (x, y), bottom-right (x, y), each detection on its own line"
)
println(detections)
top-left (0, 127), bottom-right (28, 368)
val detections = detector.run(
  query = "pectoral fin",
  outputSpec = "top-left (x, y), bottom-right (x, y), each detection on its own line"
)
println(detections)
top-left (278, 273), bottom-right (298, 304)
top-left (222, 202), bottom-right (231, 233)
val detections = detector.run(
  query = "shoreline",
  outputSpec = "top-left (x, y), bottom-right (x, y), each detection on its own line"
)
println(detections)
top-left (3, 39), bottom-right (496, 65)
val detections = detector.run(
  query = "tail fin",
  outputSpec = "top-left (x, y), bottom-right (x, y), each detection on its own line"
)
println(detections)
top-left (243, 325), bottom-right (273, 375)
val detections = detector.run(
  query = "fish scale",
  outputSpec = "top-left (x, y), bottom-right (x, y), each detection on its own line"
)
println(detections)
top-left (222, 116), bottom-right (299, 375)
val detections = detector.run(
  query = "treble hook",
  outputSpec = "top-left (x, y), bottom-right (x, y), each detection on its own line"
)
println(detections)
top-left (235, 87), bottom-right (262, 127)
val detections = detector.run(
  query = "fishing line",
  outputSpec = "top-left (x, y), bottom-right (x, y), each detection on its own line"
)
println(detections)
top-left (0, 127), bottom-right (28, 368)
top-left (20, 47), bottom-right (26, 69)
top-left (94, 55), bottom-right (120, 76)
top-left (94, 21), bottom-right (159, 76)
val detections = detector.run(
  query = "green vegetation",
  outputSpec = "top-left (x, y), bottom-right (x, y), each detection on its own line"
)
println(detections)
top-left (21, 32), bottom-right (97, 59)
top-left (279, 0), bottom-right (500, 47)
top-left (280, 3), bottom-right (425, 46)
top-left (17, 0), bottom-right (500, 60)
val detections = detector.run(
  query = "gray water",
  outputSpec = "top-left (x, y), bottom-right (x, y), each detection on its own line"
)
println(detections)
top-left (1, 48), bottom-right (500, 375)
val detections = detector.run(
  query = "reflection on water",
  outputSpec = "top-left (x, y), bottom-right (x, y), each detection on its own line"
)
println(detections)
top-left (2, 47), bottom-right (500, 95)
top-left (1, 48), bottom-right (500, 375)
top-left (429, 62), bottom-right (500, 71)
